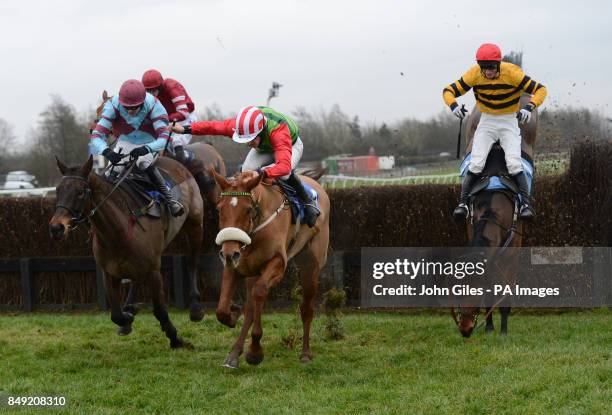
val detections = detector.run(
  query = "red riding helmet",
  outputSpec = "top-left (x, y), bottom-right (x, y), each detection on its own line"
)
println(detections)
top-left (476, 43), bottom-right (502, 62)
top-left (118, 80), bottom-right (146, 107)
top-left (142, 69), bottom-right (164, 89)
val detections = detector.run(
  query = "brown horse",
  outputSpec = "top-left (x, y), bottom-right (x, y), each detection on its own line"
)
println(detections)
top-left (210, 170), bottom-right (330, 368)
top-left (454, 94), bottom-right (537, 337)
top-left (49, 155), bottom-right (204, 347)
top-left (91, 90), bottom-right (227, 204)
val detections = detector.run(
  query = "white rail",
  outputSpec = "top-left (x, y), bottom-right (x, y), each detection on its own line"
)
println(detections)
top-left (321, 173), bottom-right (459, 188)
top-left (0, 187), bottom-right (56, 197)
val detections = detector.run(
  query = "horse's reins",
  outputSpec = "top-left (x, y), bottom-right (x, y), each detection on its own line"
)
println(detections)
top-left (56, 155), bottom-right (140, 231)
top-left (220, 186), bottom-right (289, 237)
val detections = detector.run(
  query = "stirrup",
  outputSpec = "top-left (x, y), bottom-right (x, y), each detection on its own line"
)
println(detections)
top-left (303, 204), bottom-right (320, 227)
top-left (518, 203), bottom-right (535, 220)
top-left (453, 203), bottom-right (469, 220)
top-left (168, 200), bottom-right (185, 217)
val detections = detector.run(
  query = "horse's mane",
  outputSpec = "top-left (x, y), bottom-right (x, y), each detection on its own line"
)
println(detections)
top-left (299, 167), bottom-right (327, 181)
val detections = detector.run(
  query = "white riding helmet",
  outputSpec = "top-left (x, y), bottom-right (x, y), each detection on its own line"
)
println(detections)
top-left (232, 106), bottom-right (266, 143)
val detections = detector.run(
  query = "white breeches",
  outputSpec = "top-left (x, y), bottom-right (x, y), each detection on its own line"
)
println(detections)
top-left (469, 113), bottom-right (523, 175)
top-left (241, 137), bottom-right (304, 180)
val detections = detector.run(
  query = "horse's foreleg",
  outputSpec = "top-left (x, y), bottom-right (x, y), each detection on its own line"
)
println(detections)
top-left (246, 256), bottom-right (286, 366)
top-left (149, 270), bottom-right (190, 349)
top-left (222, 277), bottom-right (256, 369)
top-left (500, 306), bottom-right (511, 335)
top-left (184, 216), bottom-right (204, 322)
top-left (105, 273), bottom-right (134, 336)
top-left (485, 307), bottom-right (495, 333)
top-left (122, 279), bottom-right (139, 316)
top-left (216, 266), bottom-right (241, 328)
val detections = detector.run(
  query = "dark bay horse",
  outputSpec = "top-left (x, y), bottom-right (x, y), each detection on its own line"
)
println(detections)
top-left (49, 156), bottom-right (204, 348)
top-left (91, 90), bottom-right (227, 204)
top-left (454, 94), bottom-right (537, 337)
top-left (211, 170), bottom-right (330, 368)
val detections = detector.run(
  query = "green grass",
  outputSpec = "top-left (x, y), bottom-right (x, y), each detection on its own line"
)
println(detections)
top-left (0, 310), bottom-right (610, 414)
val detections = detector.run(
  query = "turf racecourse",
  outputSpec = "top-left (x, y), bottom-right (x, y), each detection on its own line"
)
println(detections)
top-left (0, 310), bottom-right (609, 414)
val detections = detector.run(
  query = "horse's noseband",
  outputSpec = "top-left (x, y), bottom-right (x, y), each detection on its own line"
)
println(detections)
top-left (55, 175), bottom-right (92, 228)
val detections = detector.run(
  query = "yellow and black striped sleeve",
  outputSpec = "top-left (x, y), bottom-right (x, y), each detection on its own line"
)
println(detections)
top-left (442, 68), bottom-right (476, 110)
top-left (523, 76), bottom-right (547, 107)
top-left (511, 67), bottom-right (547, 108)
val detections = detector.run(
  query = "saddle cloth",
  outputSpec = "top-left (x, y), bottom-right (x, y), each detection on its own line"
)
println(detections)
top-left (276, 179), bottom-right (320, 225)
top-left (105, 168), bottom-right (182, 218)
top-left (459, 144), bottom-right (534, 201)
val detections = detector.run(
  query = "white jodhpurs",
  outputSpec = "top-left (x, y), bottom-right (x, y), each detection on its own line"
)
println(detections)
top-left (469, 113), bottom-right (523, 175)
top-left (114, 139), bottom-right (155, 170)
top-left (241, 137), bottom-right (304, 180)
top-left (171, 113), bottom-right (197, 148)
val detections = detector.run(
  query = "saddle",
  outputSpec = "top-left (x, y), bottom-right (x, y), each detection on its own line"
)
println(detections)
top-left (105, 168), bottom-right (182, 219)
top-left (460, 144), bottom-right (534, 202)
top-left (276, 179), bottom-right (320, 225)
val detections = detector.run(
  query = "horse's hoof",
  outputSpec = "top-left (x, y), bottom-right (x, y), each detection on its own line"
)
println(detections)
top-left (501, 330), bottom-right (508, 336)
top-left (170, 337), bottom-right (193, 349)
top-left (222, 356), bottom-right (239, 369)
top-left (123, 305), bottom-right (139, 316)
top-left (245, 352), bottom-right (264, 365)
top-left (189, 306), bottom-right (205, 322)
top-left (117, 325), bottom-right (132, 336)
top-left (485, 326), bottom-right (494, 334)
top-left (300, 353), bottom-right (313, 363)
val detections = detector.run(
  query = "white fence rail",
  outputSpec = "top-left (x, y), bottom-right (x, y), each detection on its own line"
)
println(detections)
top-left (0, 187), bottom-right (56, 197)
top-left (321, 173), bottom-right (460, 188)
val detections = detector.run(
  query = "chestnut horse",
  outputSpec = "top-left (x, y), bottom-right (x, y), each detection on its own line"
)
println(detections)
top-left (454, 93), bottom-right (538, 337)
top-left (211, 170), bottom-right (330, 368)
top-left (91, 90), bottom-right (227, 204)
top-left (49, 156), bottom-right (204, 348)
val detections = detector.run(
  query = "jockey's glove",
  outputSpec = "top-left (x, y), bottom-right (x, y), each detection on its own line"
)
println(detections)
top-left (452, 105), bottom-right (468, 119)
top-left (181, 125), bottom-right (192, 135)
top-left (130, 146), bottom-right (150, 158)
top-left (102, 148), bottom-right (122, 165)
top-left (256, 167), bottom-right (267, 178)
top-left (517, 104), bottom-right (535, 125)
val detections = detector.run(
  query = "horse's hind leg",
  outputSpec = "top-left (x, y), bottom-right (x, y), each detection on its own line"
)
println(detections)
top-left (149, 270), bottom-right (190, 349)
top-left (293, 250), bottom-right (321, 363)
top-left (500, 306), bottom-right (511, 335)
top-left (184, 215), bottom-right (204, 322)
top-left (105, 273), bottom-right (134, 336)
top-left (485, 307), bottom-right (495, 333)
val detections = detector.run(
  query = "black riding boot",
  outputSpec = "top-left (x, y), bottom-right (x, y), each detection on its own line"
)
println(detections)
top-left (194, 171), bottom-right (216, 195)
top-left (511, 172), bottom-right (535, 220)
top-left (146, 165), bottom-right (184, 217)
top-left (453, 171), bottom-right (480, 220)
top-left (286, 171), bottom-right (320, 228)
top-left (174, 145), bottom-right (189, 165)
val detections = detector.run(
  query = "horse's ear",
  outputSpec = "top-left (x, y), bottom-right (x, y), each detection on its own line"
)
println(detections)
top-left (56, 156), bottom-right (68, 175)
top-left (209, 167), bottom-right (229, 191)
top-left (80, 155), bottom-right (93, 177)
top-left (102, 90), bottom-right (108, 100)
top-left (244, 171), bottom-right (263, 191)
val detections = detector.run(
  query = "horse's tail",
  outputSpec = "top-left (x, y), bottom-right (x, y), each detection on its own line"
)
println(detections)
top-left (299, 167), bottom-right (328, 181)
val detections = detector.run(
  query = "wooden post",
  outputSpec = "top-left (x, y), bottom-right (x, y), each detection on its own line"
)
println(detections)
top-left (172, 255), bottom-right (186, 309)
top-left (20, 258), bottom-right (34, 312)
top-left (95, 265), bottom-right (108, 310)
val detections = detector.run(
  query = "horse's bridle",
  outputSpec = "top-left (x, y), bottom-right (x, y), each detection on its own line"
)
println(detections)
top-left (219, 189), bottom-right (288, 238)
top-left (55, 158), bottom-right (137, 232)
top-left (55, 175), bottom-right (93, 229)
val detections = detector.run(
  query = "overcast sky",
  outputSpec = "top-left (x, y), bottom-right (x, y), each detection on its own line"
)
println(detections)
top-left (1, 0), bottom-right (610, 143)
